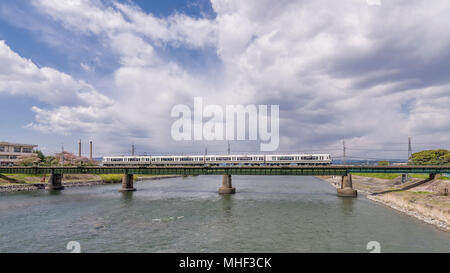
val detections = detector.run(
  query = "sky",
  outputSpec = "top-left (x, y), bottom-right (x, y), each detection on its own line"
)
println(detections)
top-left (0, 0), bottom-right (449, 160)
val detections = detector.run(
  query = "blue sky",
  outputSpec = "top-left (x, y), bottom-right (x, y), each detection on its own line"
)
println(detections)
top-left (0, 0), bottom-right (217, 155)
top-left (0, 0), bottom-right (449, 159)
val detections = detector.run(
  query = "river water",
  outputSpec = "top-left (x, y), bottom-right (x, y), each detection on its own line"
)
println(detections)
top-left (0, 176), bottom-right (449, 253)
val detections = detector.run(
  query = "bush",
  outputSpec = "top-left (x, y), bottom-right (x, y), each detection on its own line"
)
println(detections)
top-left (99, 174), bottom-right (124, 183)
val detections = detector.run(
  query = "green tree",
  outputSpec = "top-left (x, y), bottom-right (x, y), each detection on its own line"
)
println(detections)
top-left (378, 160), bottom-right (389, 166)
top-left (33, 150), bottom-right (45, 161)
top-left (411, 149), bottom-right (449, 165)
top-left (42, 156), bottom-right (58, 166)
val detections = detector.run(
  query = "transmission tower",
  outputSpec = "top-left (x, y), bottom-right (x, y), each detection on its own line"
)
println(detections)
top-left (408, 137), bottom-right (412, 165)
top-left (343, 139), bottom-right (346, 165)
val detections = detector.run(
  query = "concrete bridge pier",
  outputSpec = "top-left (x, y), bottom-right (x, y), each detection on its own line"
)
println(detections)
top-left (46, 174), bottom-right (64, 191)
top-left (119, 174), bottom-right (136, 192)
top-left (219, 175), bottom-right (236, 194)
top-left (337, 174), bottom-right (357, 197)
top-left (429, 173), bottom-right (441, 180)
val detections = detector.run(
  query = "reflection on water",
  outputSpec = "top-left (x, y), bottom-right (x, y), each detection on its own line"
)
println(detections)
top-left (220, 194), bottom-right (234, 219)
top-left (0, 175), bottom-right (449, 253)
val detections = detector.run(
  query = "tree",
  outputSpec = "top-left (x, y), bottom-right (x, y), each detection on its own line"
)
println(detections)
top-left (16, 155), bottom-right (41, 166)
top-left (378, 160), bottom-right (389, 166)
top-left (411, 149), bottom-right (450, 165)
top-left (42, 156), bottom-right (58, 166)
top-left (33, 150), bottom-right (45, 161)
top-left (53, 151), bottom-right (99, 166)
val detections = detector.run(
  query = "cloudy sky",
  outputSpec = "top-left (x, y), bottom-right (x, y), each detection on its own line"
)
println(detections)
top-left (0, 0), bottom-right (449, 160)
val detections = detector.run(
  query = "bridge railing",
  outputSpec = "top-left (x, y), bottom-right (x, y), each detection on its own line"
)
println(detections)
top-left (0, 165), bottom-right (449, 176)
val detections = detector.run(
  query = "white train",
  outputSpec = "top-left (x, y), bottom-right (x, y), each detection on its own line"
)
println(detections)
top-left (102, 154), bottom-right (332, 166)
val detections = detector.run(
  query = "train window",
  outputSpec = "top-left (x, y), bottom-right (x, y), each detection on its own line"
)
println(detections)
top-left (216, 157), bottom-right (231, 161)
top-left (278, 156), bottom-right (294, 160)
top-left (238, 157), bottom-right (252, 161)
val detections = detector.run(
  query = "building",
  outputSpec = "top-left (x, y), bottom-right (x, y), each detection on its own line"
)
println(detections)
top-left (391, 162), bottom-right (408, 166)
top-left (0, 142), bottom-right (38, 166)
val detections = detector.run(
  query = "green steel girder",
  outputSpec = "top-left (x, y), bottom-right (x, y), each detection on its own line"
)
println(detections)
top-left (0, 166), bottom-right (449, 176)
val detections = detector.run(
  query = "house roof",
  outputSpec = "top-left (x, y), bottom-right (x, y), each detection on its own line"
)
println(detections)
top-left (0, 142), bottom-right (38, 148)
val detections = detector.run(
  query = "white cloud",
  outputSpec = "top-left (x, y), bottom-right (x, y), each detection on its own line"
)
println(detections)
top-left (0, 40), bottom-right (112, 108)
top-left (3, 0), bottom-right (449, 157)
top-left (80, 62), bottom-right (92, 72)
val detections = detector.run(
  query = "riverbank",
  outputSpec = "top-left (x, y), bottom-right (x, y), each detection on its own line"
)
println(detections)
top-left (0, 174), bottom-right (183, 193)
top-left (318, 175), bottom-right (450, 232)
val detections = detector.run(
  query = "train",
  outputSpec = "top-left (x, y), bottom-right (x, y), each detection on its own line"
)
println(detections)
top-left (102, 154), bottom-right (332, 167)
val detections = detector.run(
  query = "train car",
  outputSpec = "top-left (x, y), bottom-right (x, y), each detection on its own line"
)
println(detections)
top-left (102, 154), bottom-right (332, 167)
top-left (204, 155), bottom-right (266, 166)
top-left (266, 154), bottom-right (331, 166)
top-left (152, 155), bottom-right (205, 166)
top-left (102, 156), bottom-right (151, 166)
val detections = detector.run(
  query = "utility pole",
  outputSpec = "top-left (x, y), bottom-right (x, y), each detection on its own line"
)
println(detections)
top-left (132, 144), bottom-right (135, 156)
top-left (227, 142), bottom-right (231, 155)
top-left (343, 139), bottom-right (346, 165)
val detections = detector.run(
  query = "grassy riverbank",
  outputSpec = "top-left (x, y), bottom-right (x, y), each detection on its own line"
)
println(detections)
top-left (0, 173), bottom-right (182, 186)
top-left (353, 173), bottom-right (450, 180)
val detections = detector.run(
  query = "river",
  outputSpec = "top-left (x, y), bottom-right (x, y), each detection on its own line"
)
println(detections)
top-left (0, 176), bottom-right (449, 253)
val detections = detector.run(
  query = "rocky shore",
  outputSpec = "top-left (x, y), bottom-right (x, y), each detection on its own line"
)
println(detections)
top-left (0, 175), bottom-right (183, 193)
top-left (318, 175), bottom-right (450, 232)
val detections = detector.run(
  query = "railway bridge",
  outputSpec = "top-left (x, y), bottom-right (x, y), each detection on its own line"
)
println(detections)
top-left (1, 165), bottom-right (449, 197)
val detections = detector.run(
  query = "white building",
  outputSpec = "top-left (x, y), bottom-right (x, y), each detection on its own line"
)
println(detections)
top-left (0, 142), bottom-right (38, 166)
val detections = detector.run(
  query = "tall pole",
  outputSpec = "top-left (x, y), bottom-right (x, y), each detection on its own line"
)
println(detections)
top-left (132, 144), bottom-right (135, 156)
top-left (78, 139), bottom-right (82, 157)
top-left (89, 141), bottom-right (93, 160)
top-left (228, 142), bottom-right (231, 155)
top-left (61, 143), bottom-right (64, 166)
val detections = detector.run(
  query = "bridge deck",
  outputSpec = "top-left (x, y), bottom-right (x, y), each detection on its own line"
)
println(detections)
top-left (0, 166), bottom-right (449, 176)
